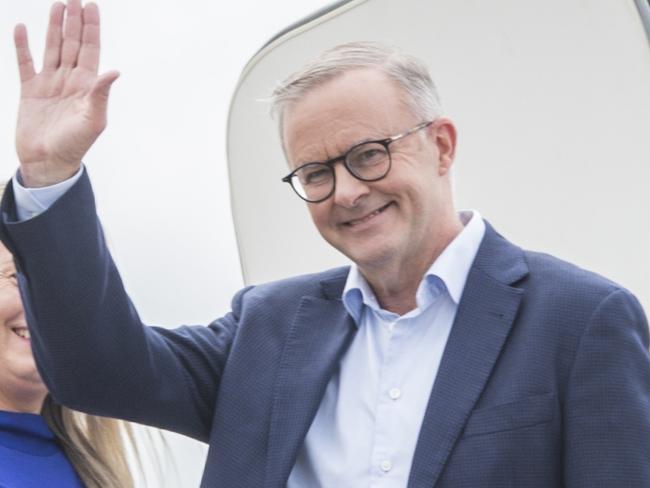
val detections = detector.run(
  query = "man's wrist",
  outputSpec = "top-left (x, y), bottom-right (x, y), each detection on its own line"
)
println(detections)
top-left (13, 165), bottom-right (85, 221)
top-left (18, 161), bottom-right (82, 188)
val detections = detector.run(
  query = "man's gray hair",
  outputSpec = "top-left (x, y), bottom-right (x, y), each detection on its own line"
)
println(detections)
top-left (270, 41), bottom-right (443, 134)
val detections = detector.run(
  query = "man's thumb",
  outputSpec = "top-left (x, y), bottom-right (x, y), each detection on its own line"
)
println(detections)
top-left (89, 70), bottom-right (120, 113)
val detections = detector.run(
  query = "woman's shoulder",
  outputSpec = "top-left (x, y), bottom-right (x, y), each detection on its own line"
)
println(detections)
top-left (0, 411), bottom-right (84, 488)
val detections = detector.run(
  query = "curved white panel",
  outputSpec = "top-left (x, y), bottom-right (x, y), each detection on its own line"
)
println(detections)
top-left (228, 0), bottom-right (650, 314)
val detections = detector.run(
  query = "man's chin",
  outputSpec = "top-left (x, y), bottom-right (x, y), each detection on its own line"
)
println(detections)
top-left (344, 246), bottom-right (395, 272)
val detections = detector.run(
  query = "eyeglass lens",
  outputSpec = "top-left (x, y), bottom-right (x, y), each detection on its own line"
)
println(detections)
top-left (290, 142), bottom-right (390, 202)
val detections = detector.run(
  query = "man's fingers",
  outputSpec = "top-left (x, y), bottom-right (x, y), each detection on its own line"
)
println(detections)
top-left (43, 2), bottom-right (65, 70)
top-left (88, 70), bottom-right (120, 122)
top-left (14, 24), bottom-right (36, 83)
top-left (78, 3), bottom-right (100, 72)
top-left (60, 0), bottom-right (83, 68)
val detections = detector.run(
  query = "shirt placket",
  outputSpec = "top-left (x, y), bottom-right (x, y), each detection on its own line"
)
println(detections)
top-left (369, 312), bottom-right (409, 487)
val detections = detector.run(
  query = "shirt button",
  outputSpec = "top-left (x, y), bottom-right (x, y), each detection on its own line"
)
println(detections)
top-left (389, 388), bottom-right (402, 400)
top-left (380, 460), bottom-right (393, 472)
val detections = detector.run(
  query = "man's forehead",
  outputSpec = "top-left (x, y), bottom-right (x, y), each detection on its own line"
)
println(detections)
top-left (282, 69), bottom-right (413, 163)
top-left (288, 68), bottom-right (403, 113)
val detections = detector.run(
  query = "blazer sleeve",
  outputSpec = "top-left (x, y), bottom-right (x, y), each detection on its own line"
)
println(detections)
top-left (0, 171), bottom-right (244, 443)
top-left (563, 287), bottom-right (650, 486)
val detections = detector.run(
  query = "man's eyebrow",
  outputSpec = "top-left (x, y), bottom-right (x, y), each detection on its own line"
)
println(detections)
top-left (349, 132), bottom-right (390, 148)
top-left (300, 135), bottom-right (385, 166)
top-left (352, 136), bottom-right (378, 146)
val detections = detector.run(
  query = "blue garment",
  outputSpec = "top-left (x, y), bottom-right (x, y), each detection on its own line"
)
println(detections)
top-left (0, 411), bottom-right (83, 488)
top-left (2, 170), bottom-right (650, 487)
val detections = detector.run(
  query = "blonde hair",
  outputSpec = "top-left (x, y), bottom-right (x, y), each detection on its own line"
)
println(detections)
top-left (42, 397), bottom-right (137, 488)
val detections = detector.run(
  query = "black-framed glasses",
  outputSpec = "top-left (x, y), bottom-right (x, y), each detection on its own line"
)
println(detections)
top-left (281, 120), bottom-right (434, 203)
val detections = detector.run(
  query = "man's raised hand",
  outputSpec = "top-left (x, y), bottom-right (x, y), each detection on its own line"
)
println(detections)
top-left (14, 0), bottom-right (119, 187)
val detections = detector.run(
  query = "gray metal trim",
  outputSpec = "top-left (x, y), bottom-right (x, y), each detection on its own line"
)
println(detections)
top-left (259, 0), bottom-right (356, 52)
top-left (636, 0), bottom-right (650, 43)
top-left (260, 0), bottom-right (650, 54)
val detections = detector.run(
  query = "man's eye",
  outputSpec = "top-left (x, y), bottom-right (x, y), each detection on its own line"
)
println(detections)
top-left (360, 149), bottom-right (382, 161)
top-left (299, 167), bottom-right (330, 186)
top-left (350, 145), bottom-right (387, 167)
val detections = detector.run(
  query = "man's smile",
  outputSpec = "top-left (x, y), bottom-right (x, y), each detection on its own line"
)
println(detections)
top-left (341, 201), bottom-right (394, 228)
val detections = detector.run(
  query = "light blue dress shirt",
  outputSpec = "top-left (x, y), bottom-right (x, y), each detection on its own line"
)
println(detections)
top-left (288, 211), bottom-right (485, 488)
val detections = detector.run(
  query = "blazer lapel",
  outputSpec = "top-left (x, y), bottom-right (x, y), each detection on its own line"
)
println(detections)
top-left (408, 223), bottom-right (528, 488)
top-left (264, 274), bottom-right (356, 487)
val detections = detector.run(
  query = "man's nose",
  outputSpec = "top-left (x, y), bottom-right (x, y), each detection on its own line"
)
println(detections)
top-left (332, 164), bottom-right (370, 208)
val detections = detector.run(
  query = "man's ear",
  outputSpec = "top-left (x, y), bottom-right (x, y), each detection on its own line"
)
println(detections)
top-left (431, 118), bottom-right (457, 176)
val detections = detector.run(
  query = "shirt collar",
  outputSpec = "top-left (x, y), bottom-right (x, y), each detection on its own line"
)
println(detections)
top-left (425, 210), bottom-right (485, 304)
top-left (342, 210), bottom-right (486, 323)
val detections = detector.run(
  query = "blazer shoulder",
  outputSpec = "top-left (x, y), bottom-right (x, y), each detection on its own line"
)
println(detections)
top-left (523, 250), bottom-right (619, 290)
top-left (240, 265), bottom-right (350, 305)
top-left (520, 249), bottom-right (643, 318)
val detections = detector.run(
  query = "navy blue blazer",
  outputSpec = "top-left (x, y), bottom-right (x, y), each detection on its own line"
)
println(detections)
top-left (1, 171), bottom-right (649, 487)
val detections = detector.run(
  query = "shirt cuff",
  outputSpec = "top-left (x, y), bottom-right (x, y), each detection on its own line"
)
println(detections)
top-left (12, 166), bottom-right (85, 221)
